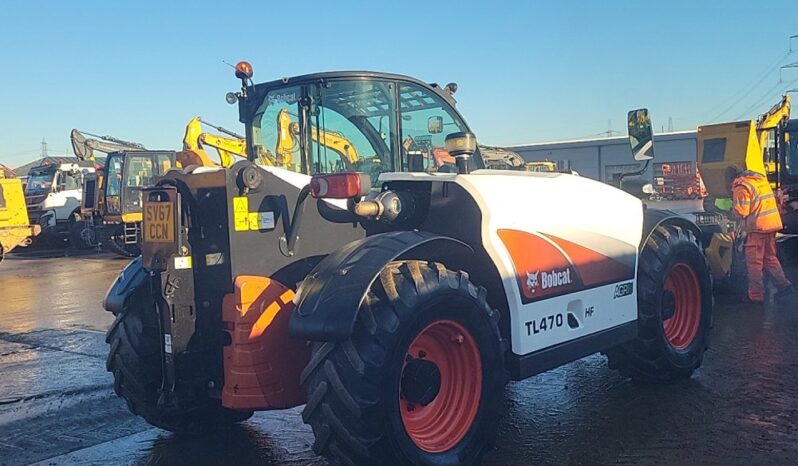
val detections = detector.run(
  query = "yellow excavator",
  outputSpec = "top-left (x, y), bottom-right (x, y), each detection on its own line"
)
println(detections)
top-left (180, 116), bottom-right (253, 167)
top-left (180, 114), bottom-right (356, 170)
top-left (697, 95), bottom-right (791, 290)
top-left (0, 164), bottom-right (40, 262)
top-left (274, 108), bottom-right (360, 171)
top-left (699, 95), bottom-right (790, 197)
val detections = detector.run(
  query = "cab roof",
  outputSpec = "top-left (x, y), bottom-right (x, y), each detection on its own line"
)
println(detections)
top-left (248, 70), bottom-right (456, 105)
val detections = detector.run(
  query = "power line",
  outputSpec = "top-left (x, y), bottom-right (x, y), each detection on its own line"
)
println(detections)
top-left (734, 75), bottom-right (798, 121)
top-left (710, 50), bottom-right (790, 122)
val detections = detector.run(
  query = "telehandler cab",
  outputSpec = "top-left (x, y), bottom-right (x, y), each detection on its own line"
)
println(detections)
top-left (104, 64), bottom-right (712, 465)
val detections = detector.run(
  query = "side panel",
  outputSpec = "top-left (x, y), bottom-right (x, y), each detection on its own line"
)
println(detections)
top-left (451, 172), bottom-right (643, 356)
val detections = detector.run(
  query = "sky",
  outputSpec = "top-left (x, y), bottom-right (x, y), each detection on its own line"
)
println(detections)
top-left (1, 0), bottom-right (797, 169)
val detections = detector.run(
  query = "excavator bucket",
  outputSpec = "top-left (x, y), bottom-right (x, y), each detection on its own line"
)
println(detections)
top-left (71, 128), bottom-right (93, 161)
top-left (696, 120), bottom-right (764, 197)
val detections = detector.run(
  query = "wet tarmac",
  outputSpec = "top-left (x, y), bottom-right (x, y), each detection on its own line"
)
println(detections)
top-left (1, 246), bottom-right (797, 466)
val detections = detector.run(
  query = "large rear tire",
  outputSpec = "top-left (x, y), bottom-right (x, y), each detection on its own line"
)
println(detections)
top-left (605, 224), bottom-right (713, 383)
top-left (301, 261), bottom-right (508, 466)
top-left (106, 301), bottom-right (252, 434)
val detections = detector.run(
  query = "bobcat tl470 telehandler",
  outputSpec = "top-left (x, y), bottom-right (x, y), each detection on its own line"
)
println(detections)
top-left (104, 63), bottom-right (712, 466)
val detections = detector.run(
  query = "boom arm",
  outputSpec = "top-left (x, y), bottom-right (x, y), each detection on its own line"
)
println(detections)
top-left (276, 109), bottom-right (359, 170)
top-left (757, 94), bottom-right (791, 131)
top-left (71, 129), bottom-right (146, 161)
top-left (756, 95), bottom-right (791, 178)
top-left (182, 116), bottom-right (260, 168)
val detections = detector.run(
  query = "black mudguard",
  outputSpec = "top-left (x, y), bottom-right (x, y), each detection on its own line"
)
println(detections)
top-left (289, 231), bottom-right (472, 342)
top-left (642, 208), bottom-right (703, 249)
top-left (103, 256), bottom-right (149, 314)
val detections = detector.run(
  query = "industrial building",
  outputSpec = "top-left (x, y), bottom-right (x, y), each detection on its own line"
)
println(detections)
top-left (508, 130), bottom-right (697, 183)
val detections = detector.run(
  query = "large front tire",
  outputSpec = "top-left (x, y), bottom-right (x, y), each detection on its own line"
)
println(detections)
top-left (606, 224), bottom-right (713, 383)
top-left (301, 261), bottom-right (508, 466)
top-left (105, 301), bottom-right (252, 434)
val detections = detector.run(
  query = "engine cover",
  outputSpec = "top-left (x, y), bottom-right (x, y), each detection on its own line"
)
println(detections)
top-left (380, 170), bottom-right (644, 356)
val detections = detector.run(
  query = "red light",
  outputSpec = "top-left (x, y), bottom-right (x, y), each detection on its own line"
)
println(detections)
top-left (235, 61), bottom-right (253, 80)
top-left (310, 172), bottom-right (371, 199)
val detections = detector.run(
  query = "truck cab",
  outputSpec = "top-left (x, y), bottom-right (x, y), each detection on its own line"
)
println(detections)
top-left (25, 161), bottom-right (94, 241)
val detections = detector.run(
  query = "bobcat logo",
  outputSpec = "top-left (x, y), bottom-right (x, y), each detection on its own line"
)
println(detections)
top-left (526, 270), bottom-right (540, 293)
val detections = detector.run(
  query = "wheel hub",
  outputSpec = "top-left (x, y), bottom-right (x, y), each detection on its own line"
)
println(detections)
top-left (400, 357), bottom-right (441, 406)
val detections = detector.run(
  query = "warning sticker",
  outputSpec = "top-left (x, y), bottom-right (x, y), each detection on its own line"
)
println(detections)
top-left (233, 197), bottom-right (249, 232)
top-left (248, 211), bottom-right (275, 231)
top-left (174, 256), bottom-right (192, 270)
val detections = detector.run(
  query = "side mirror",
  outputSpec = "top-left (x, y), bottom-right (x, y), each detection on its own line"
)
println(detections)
top-left (428, 116), bottom-right (444, 134)
top-left (627, 108), bottom-right (655, 161)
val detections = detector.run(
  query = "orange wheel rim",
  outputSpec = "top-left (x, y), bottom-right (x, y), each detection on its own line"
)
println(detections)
top-left (662, 263), bottom-right (702, 350)
top-left (399, 320), bottom-right (482, 453)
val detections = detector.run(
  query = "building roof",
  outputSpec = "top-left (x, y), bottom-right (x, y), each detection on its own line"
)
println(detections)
top-left (505, 130), bottom-right (697, 151)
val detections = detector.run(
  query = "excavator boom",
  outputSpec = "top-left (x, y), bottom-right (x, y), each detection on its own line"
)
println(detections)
top-left (276, 109), bottom-right (359, 170)
top-left (71, 129), bottom-right (146, 161)
top-left (757, 94), bottom-right (791, 131)
top-left (181, 116), bottom-right (256, 168)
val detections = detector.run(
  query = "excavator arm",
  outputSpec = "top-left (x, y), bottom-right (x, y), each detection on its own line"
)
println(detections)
top-left (199, 134), bottom-right (247, 167)
top-left (310, 128), bottom-right (359, 168)
top-left (71, 129), bottom-right (146, 161)
top-left (756, 95), bottom-right (791, 178)
top-left (757, 94), bottom-right (791, 131)
top-left (181, 116), bottom-right (265, 168)
top-left (276, 109), bottom-right (359, 170)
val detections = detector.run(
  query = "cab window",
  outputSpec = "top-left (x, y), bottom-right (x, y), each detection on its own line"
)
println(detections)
top-left (253, 86), bottom-right (304, 173)
top-left (787, 130), bottom-right (798, 176)
top-left (398, 83), bottom-right (480, 172)
top-left (106, 158), bottom-right (123, 197)
top-left (59, 171), bottom-right (82, 191)
top-left (308, 80), bottom-right (397, 179)
top-left (253, 80), bottom-right (398, 180)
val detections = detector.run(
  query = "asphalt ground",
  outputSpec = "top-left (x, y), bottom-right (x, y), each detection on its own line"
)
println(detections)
top-left (0, 244), bottom-right (797, 466)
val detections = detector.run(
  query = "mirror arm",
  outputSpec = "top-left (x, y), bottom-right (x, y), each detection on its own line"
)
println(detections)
top-left (619, 159), bottom-right (650, 182)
